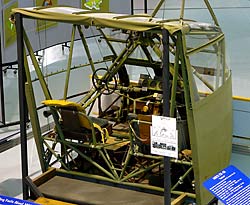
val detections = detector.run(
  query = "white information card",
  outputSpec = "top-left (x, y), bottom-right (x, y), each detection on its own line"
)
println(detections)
top-left (150, 115), bottom-right (178, 158)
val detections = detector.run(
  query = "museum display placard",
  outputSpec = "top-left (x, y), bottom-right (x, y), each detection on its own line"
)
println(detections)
top-left (150, 115), bottom-right (178, 158)
top-left (203, 165), bottom-right (250, 205)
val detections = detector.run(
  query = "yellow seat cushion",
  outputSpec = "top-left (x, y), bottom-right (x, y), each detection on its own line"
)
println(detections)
top-left (42, 100), bottom-right (85, 112)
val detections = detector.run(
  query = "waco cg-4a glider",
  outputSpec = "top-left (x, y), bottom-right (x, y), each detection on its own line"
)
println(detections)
top-left (12, 0), bottom-right (232, 204)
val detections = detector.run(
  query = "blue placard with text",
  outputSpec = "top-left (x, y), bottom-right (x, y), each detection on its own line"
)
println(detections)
top-left (0, 195), bottom-right (40, 205)
top-left (203, 165), bottom-right (250, 205)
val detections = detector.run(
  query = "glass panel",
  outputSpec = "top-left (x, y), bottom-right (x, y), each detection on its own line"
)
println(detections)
top-left (187, 37), bottom-right (226, 101)
top-left (127, 65), bottom-right (155, 82)
top-left (132, 0), bottom-right (250, 96)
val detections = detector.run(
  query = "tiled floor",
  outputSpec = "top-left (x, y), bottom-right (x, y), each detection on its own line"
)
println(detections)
top-left (0, 138), bottom-right (41, 197)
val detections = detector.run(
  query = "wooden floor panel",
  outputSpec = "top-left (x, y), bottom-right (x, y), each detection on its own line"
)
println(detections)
top-left (38, 176), bottom-right (164, 205)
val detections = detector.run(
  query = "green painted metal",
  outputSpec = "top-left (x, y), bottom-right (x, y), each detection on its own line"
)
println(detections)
top-left (25, 83), bottom-right (46, 172)
top-left (98, 28), bottom-right (118, 57)
top-left (151, 0), bottom-right (165, 18)
top-left (23, 30), bottom-right (52, 100)
top-left (171, 166), bottom-right (193, 191)
top-left (66, 143), bottom-right (117, 180)
top-left (80, 39), bottom-right (139, 109)
top-left (186, 34), bottom-right (224, 56)
top-left (63, 25), bottom-right (76, 100)
top-left (14, 2), bottom-right (232, 204)
top-left (191, 67), bottom-right (214, 92)
top-left (189, 76), bottom-right (232, 204)
top-left (77, 25), bottom-right (96, 73)
top-left (23, 29), bottom-right (69, 171)
top-left (119, 147), bottom-right (132, 180)
top-left (23, 48), bottom-right (47, 171)
top-left (43, 140), bottom-right (69, 170)
top-left (204, 0), bottom-right (219, 26)
top-left (179, 33), bottom-right (192, 110)
top-left (222, 40), bottom-right (227, 83)
top-left (180, 0), bottom-right (185, 22)
top-left (56, 167), bottom-right (196, 199)
top-left (98, 149), bottom-right (119, 179)
top-left (170, 32), bottom-right (181, 117)
top-left (120, 161), bottom-right (162, 182)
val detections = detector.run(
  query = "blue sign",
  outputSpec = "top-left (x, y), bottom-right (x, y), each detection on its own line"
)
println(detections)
top-left (0, 195), bottom-right (40, 205)
top-left (203, 165), bottom-right (250, 205)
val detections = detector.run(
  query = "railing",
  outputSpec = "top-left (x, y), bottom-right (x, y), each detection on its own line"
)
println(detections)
top-left (232, 96), bottom-right (250, 154)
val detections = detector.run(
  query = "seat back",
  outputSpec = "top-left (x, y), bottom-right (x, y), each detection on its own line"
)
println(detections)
top-left (42, 100), bottom-right (110, 143)
top-left (60, 108), bottom-right (82, 132)
top-left (59, 108), bottom-right (94, 141)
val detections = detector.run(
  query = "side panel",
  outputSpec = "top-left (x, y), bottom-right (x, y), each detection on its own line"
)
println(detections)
top-left (189, 76), bottom-right (232, 204)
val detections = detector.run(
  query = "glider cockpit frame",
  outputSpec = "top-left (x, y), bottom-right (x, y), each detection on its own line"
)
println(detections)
top-left (13, 1), bottom-right (232, 204)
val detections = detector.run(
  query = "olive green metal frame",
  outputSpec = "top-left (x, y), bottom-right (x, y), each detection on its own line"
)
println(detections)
top-left (15, 1), bottom-right (232, 204)
top-left (22, 22), bottom-right (196, 199)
